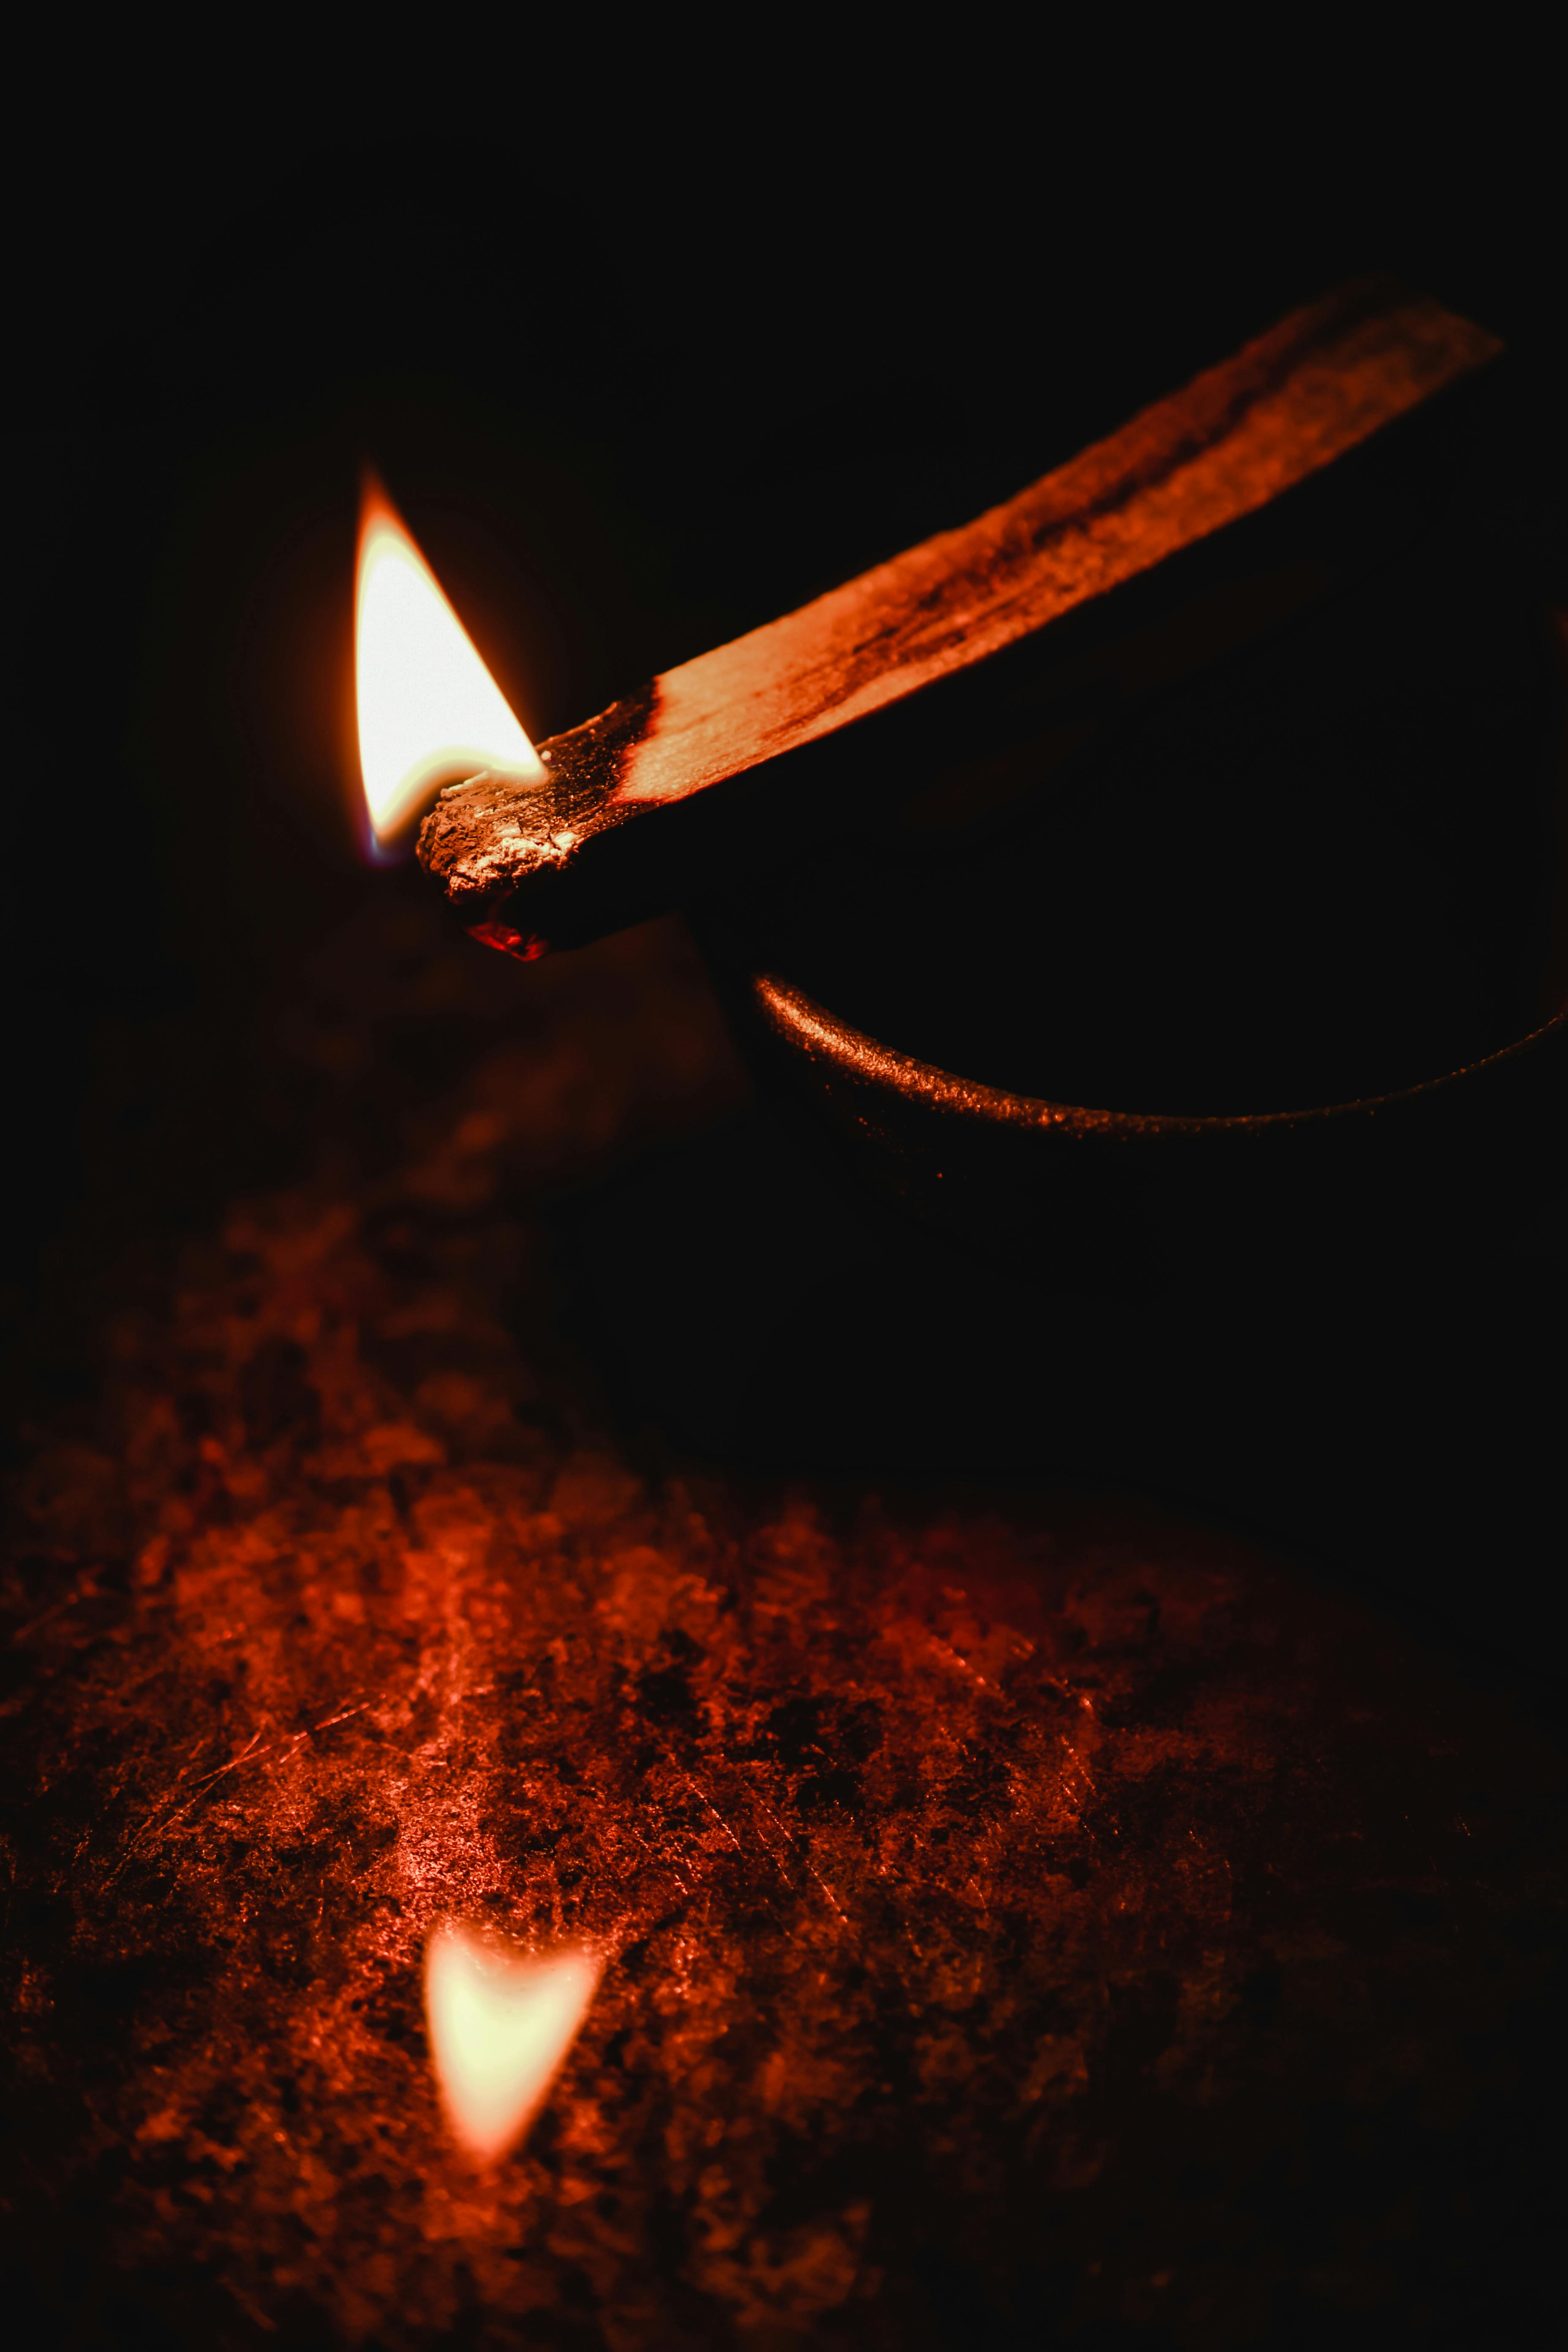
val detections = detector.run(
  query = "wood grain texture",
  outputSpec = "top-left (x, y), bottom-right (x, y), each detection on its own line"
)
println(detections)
top-left (418, 280), bottom-right (1499, 951)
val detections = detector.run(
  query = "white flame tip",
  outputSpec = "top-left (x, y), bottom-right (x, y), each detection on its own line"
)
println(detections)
top-left (356, 490), bottom-right (542, 843)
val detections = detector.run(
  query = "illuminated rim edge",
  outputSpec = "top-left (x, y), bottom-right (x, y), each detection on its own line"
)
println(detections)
top-left (751, 975), bottom-right (1568, 1141)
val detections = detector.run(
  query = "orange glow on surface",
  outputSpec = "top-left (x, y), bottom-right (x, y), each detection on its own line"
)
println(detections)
top-left (355, 477), bottom-right (544, 849)
top-left (424, 1923), bottom-right (602, 2164)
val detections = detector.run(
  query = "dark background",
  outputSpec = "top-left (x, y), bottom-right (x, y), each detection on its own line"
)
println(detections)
top-left (7, 49), bottom-right (1564, 1656)
top-left (3, 42), bottom-right (1566, 2349)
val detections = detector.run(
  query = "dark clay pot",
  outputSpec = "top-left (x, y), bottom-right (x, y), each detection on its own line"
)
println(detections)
top-left (716, 969), bottom-right (1565, 1294)
top-left (694, 414), bottom-right (1567, 1294)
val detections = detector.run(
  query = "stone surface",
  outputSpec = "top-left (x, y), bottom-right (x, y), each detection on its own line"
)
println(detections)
top-left (2, 895), bottom-right (1563, 2348)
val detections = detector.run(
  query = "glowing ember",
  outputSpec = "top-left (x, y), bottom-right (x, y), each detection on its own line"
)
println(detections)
top-left (424, 1923), bottom-right (602, 2164)
top-left (355, 475), bottom-right (544, 850)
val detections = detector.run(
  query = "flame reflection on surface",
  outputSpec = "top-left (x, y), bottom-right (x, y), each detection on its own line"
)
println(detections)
top-left (355, 476), bottom-right (544, 851)
top-left (424, 1923), bottom-right (602, 2164)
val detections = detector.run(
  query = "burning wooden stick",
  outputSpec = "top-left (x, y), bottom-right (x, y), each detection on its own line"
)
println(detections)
top-left (417, 279), bottom-right (1499, 959)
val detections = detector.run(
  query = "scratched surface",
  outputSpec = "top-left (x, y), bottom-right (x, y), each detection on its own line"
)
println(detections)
top-left (3, 894), bottom-right (1564, 2348)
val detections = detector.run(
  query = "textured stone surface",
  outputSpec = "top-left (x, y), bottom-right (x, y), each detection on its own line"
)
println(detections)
top-left (3, 898), bottom-right (1563, 2348)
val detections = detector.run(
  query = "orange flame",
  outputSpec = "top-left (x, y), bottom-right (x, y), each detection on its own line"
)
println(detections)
top-left (355, 476), bottom-right (544, 851)
top-left (424, 1922), bottom-right (602, 2164)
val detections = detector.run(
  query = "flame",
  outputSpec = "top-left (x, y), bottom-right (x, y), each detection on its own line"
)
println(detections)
top-left (355, 476), bottom-right (544, 849)
top-left (424, 1923), bottom-right (602, 2164)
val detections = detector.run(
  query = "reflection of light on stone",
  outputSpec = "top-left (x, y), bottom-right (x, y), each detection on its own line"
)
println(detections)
top-left (424, 1923), bottom-right (602, 2164)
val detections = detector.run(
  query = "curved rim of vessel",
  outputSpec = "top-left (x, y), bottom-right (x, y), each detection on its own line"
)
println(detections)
top-left (750, 973), bottom-right (1568, 1141)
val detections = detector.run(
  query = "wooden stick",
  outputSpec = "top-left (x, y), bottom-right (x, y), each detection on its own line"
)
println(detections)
top-left (418, 279), bottom-right (1499, 958)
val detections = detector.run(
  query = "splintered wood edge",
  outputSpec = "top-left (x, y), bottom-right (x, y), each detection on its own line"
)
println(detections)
top-left (418, 280), bottom-right (1500, 921)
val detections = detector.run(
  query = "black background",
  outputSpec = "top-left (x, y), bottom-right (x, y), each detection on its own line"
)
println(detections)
top-left (7, 44), bottom-right (1564, 1661)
